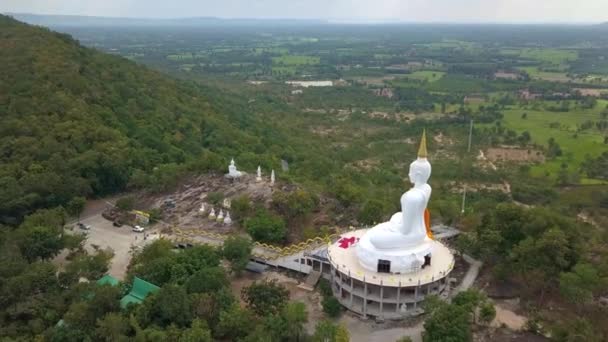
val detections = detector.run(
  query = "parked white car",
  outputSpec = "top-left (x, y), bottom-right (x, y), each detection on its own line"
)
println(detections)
top-left (132, 225), bottom-right (144, 233)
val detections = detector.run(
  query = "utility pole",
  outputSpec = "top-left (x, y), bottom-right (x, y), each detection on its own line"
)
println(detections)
top-left (462, 119), bottom-right (473, 214)
top-left (467, 119), bottom-right (473, 153)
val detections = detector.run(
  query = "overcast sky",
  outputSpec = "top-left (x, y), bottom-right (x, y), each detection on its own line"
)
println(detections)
top-left (2, 0), bottom-right (607, 23)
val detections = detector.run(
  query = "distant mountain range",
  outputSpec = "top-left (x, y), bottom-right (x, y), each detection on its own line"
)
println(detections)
top-left (4, 13), bottom-right (328, 27)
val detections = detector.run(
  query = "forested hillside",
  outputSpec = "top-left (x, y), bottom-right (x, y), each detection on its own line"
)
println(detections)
top-left (0, 15), bottom-right (281, 223)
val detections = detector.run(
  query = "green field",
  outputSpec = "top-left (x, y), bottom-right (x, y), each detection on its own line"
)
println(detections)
top-left (421, 40), bottom-right (478, 51)
top-left (167, 52), bottom-right (207, 61)
top-left (500, 100), bottom-right (608, 180)
top-left (271, 66), bottom-right (297, 75)
top-left (402, 70), bottom-right (446, 82)
top-left (252, 47), bottom-right (289, 55)
top-left (519, 48), bottom-right (578, 65)
top-left (272, 55), bottom-right (320, 65)
top-left (518, 66), bottom-right (572, 82)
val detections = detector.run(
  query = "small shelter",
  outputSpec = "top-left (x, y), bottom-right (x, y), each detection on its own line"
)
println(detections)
top-left (120, 277), bottom-right (160, 308)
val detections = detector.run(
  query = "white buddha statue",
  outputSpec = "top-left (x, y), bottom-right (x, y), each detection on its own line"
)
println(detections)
top-left (256, 166), bottom-right (262, 182)
top-left (217, 209), bottom-right (224, 223)
top-left (226, 159), bottom-right (242, 179)
top-left (369, 131), bottom-right (431, 248)
top-left (199, 203), bottom-right (206, 214)
top-left (224, 211), bottom-right (232, 225)
top-left (208, 208), bottom-right (216, 220)
top-left (356, 130), bottom-right (434, 273)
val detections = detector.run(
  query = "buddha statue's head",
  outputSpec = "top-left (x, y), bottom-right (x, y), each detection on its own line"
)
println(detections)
top-left (408, 130), bottom-right (431, 185)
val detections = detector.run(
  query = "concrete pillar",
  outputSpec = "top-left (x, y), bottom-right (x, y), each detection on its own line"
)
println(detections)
top-left (339, 270), bottom-right (343, 298)
top-left (349, 271), bottom-right (353, 308)
top-left (414, 280), bottom-right (420, 309)
top-left (320, 260), bottom-right (323, 274)
top-left (363, 276), bottom-right (368, 318)
top-left (396, 281), bottom-right (401, 313)
top-left (379, 280), bottom-right (384, 314)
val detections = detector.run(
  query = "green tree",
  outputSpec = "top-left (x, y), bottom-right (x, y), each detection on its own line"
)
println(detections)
top-left (357, 199), bottom-right (385, 225)
top-left (95, 312), bottom-right (131, 342)
top-left (185, 267), bottom-right (229, 294)
top-left (245, 208), bottom-right (287, 243)
top-left (312, 320), bottom-right (349, 342)
top-left (139, 284), bottom-right (193, 328)
top-left (283, 302), bottom-right (308, 341)
top-left (115, 196), bottom-right (135, 211)
top-left (478, 302), bottom-right (496, 326)
top-left (271, 189), bottom-right (318, 221)
top-left (322, 296), bottom-right (342, 318)
top-left (179, 319), bottom-right (212, 342)
top-left (552, 318), bottom-right (602, 342)
top-left (207, 192), bottom-right (224, 206)
top-left (559, 263), bottom-right (606, 307)
top-left (64, 285), bottom-right (123, 332)
top-left (216, 305), bottom-right (256, 341)
top-left (241, 279), bottom-right (289, 316)
top-left (222, 236), bottom-right (252, 275)
top-left (66, 196), bottom-right (86, 222)
top-left (17, 225), bottom-right (64, 262)
top-left (230, 195), bottom-right (252, 222)
top-left (423, 303), bottom-right (471, 342)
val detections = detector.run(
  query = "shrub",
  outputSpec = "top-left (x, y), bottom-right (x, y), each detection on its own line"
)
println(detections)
top-left (115, 196), bottom-right (135, 211)
top-left (322, 296), bottom-right (342, 318)
top-left (245, 208), bottom-right (286, 243)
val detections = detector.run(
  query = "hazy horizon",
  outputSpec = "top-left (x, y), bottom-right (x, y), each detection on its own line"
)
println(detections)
top-left (2, 0), bottom-right (607, 24)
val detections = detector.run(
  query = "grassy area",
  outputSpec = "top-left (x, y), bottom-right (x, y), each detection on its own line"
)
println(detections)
top-left (252, 47), bottom-right (289, 55)
top-left (519, 48), bottom-right (578, 65)
top-left (500, 100), bottom-right (608, 179)
top-left (271, 66), bottom-right (297, 75)
top-left (167, 52), bottom-right (207, 61)
top-left (518, 66), bottom-right (571, 82)
top-left (272, 55), bottom-right (320, 65)
top-left (421, 40), bottom-right (478, 51)
top-left (403, 70), bottom-right (446, 82)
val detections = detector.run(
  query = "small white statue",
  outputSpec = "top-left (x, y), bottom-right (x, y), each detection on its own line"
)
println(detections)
top-left (198, 203), bottom-right (206, 214)
top-left (223, 198), bottom-right (231, 209)
top-left (208, 208), bottom-right (216, 220)
top-left (224, 211), bottom-right (232, 225)
top-left (270, 169), bottom-right (275, 186)
top-left (217, 209), bottom-right (224, 223)
top-left (225, 158), bottom-right (242, 179)
top-left (256, 165), bottom-right (262, 182)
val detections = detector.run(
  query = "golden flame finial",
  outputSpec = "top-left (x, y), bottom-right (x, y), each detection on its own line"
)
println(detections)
top-left (417, 129), bottom-right (428, 158)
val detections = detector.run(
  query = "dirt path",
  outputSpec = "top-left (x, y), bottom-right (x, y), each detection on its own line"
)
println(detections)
top-left (492, 300), bottom-right (527, 330)
top-left (455, 254), bottom-right (482, 294)
top-left (340, 314), bottom-right (424, 342)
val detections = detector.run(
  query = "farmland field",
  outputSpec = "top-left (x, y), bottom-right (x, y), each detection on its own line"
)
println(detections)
top-left (403, 70), bottom-right (446, 82)
top-left (501, 100), bottom-right (608, 180)
top-left (272, 55), bottom-right (320, 65)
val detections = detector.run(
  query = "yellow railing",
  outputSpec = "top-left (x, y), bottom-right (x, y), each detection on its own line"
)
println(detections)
top-left (169, 226), bottom-right (340, 260)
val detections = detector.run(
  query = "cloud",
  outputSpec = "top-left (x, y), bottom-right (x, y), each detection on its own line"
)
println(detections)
top-left (1, 0), bottom-right (606, 23)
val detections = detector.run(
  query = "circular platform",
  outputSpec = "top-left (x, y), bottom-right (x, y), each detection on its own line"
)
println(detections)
top-left (327, 229), bottom-right (454, 287)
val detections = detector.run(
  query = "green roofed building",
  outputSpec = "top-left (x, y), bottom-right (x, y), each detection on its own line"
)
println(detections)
top-left (97, 274), bottom-right (119, 287)
top-left (120, 277), bottom-right (160, 308)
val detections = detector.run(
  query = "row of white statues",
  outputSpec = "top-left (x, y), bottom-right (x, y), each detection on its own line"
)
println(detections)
top-left (199, 204), bottom-right (232, 225)
top-left (227, 159), bottom-right (275, 185)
